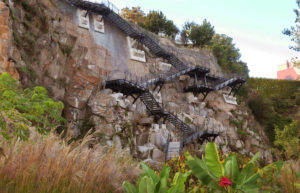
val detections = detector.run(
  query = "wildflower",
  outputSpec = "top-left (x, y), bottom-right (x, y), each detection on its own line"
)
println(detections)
top-left (219, 177), bottom-right (231, 187)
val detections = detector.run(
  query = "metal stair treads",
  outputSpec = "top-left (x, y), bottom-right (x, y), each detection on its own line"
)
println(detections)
top-left (105, 79), bottom-right (204, 142)
top-left (165, 142), bottom-right (181, 160)
top-left (215, 77), bottom-right (246, 90)
top-left (181, 131), bottom-right (219, 147)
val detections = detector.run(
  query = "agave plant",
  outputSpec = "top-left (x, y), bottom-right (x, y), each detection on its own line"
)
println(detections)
top-left (123, 162), bottom-right (191, 193)
top-left (185, 142), bottom-right (283, 193)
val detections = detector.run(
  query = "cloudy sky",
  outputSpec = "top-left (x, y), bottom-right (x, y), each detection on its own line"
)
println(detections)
top-left (104, 0), bottom-right (299, 78)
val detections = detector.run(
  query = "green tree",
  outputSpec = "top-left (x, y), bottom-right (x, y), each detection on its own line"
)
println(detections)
top-left (188, 19), bottom-right (215, 48)
top-left (180, 21), bottom-right (196, 45)
top-left (283, 0), bottom-right (300, 51)
top-left (210, 34), bottom-right (248, 74)
top-left (144, 11), bottom-right (166, 34)
top-left (164, 20), bottom-right (178, 38)
top-left (144, 11), bottom-right (178, 38)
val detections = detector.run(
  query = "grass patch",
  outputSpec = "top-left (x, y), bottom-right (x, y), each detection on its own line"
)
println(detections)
top-left (229, 118), bottom-right (245, 128)
top-left (0, 132), bottom-right (140, 193)
top-left (237, 128), bottom-right (249, 136)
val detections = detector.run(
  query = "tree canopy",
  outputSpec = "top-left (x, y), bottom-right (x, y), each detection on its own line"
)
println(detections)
top-left (283, 0), bottom-right (300, 51)
top-left (144, 11), bottom-right (178, 38)
top-left (182, 20), bottom-right (215, 47)
top-left (121, 6), bottom-right (145, 25)
top-left (210, 34), bottom-right (248, 74)
top-left (121, 7), bottom-right (178, 38)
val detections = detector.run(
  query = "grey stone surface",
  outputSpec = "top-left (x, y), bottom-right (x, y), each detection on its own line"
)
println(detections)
top-left (152, 148), bottom-right (165, 162)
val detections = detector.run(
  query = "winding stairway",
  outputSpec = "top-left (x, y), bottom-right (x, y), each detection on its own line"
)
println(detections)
top-left (66, 0), bottom-right (246, 159)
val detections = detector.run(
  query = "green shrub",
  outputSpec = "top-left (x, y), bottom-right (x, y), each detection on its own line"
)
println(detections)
top-left (229, 118), bottom-right (245, 128)
top-left (123, 162), bottom-right (191, 193)
top-left (248, 94), bottom-right (292, 144)
top-left (245, 78), bottom-right (300, 146)
top-left (185, 142), bottom-right (283, 193)
top-left (237, 128), bottom-right (248, 136)
top-left (248, 78), bottom-right (300, 99)
top-left (275, 121), bottom-right (300, 159)
top-left (248, 95), bottom-right (274, 125)
top-left (0, 73), bottom-right (66, 140)
top-left (271, 97), bottom-right (295, 114)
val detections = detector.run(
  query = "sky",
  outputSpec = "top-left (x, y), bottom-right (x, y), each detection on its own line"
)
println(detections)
top-left (107, 0), bottom-right (299, 78)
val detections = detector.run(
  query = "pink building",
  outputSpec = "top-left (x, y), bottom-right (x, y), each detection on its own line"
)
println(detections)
top-left (277, 58), bottom-right (300, 80)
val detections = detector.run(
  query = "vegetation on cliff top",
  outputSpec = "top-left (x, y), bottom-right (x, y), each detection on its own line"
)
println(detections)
top-left (121, 7), bottom-right (179, 38)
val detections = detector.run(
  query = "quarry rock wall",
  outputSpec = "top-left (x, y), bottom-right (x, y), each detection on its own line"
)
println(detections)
top-left (0, 0), bottom-right (273, 164)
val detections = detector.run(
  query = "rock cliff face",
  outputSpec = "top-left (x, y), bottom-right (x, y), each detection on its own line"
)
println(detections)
top-left (3, 0), bottom-right (111, 136)
top-left (0, 0), bottom-right (272, 163)
top-left (0, 2), bottom-right (19, 79)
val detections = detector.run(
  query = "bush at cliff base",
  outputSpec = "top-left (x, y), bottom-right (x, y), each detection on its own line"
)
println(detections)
top-left (0, 73), bottom-right (66, 140)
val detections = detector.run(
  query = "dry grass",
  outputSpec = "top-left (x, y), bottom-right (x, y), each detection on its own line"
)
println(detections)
top-left (0, 132), bottom-right (141, 193)
top-left (279, 160), bottom-right (300, 193)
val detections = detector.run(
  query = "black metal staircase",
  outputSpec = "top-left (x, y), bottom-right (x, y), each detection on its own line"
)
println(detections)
top-left (66, 0), bottom-right (248, 158)
top-left (106, 78), bottom-right (214, 145)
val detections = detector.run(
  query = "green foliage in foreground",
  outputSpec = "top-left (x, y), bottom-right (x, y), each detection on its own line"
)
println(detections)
top-left (123, 162), bottom-right (191, 193)
top-left (185, 142), bottom-right (283, 193)
top-left (124, 143), bottom-right (284, 193)
top-left (0, 73), bottom-right (65, 140)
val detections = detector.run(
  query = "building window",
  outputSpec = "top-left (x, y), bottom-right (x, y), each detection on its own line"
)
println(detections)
top-left (127, 37), bottom-right (146, 62)
top-left (77, 9), bottom-right (90, 29)
top-left (94, 15), bottom-right (105, 33)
